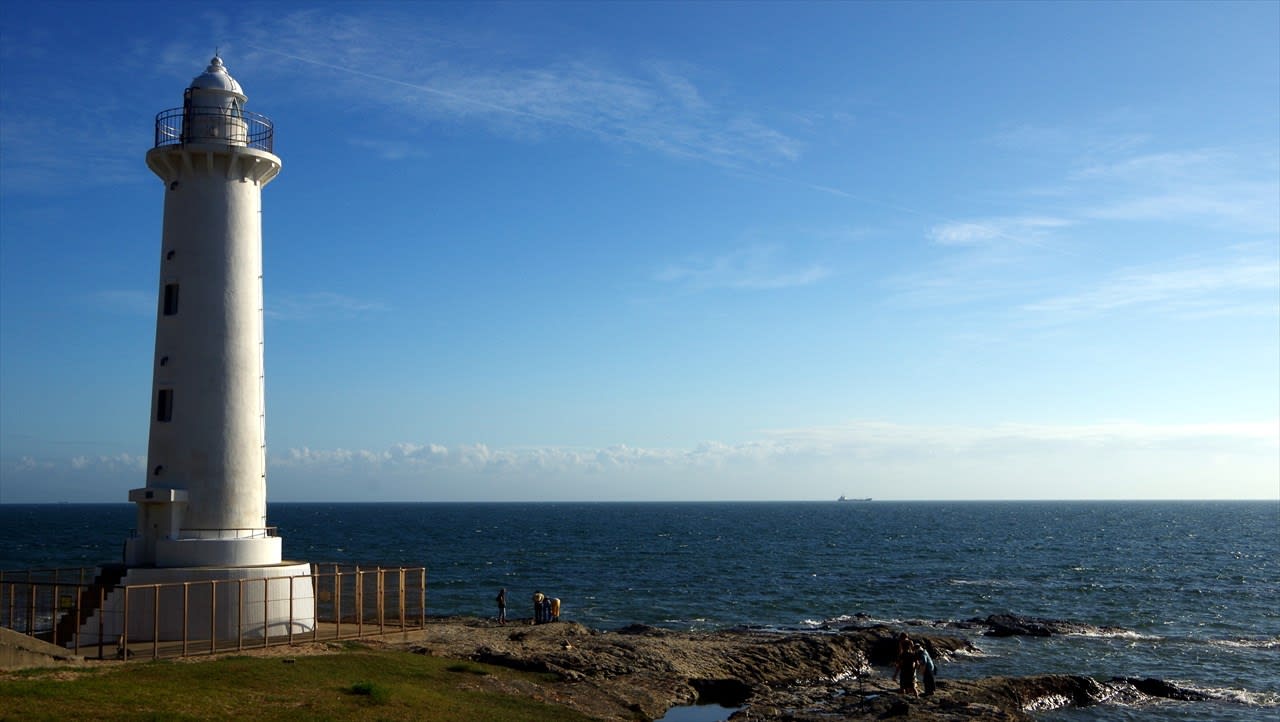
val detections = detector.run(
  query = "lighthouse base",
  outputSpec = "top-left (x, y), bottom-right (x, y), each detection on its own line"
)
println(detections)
top-left (124, 533), bottom-right (282, 568)
top-left (72, 562), bottom-right (314, 647)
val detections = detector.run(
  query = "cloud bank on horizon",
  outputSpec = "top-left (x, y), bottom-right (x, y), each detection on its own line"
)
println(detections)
top-left (5, 420), bottom-right (1275, 503)
top-left (1, 2), bottom-right (1277, 502)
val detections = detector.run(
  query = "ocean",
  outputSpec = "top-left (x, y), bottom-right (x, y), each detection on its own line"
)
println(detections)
top-left (2, 500), bottom-right (1276, 720)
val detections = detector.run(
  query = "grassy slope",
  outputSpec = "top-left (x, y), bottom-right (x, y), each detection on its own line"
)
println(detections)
top-left (0, 646), bottom-right (599, 721)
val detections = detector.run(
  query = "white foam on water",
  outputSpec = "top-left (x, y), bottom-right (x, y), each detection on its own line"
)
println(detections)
top-left (1023, 693), bottom-right (1074, 712)
top-left (1170, 680), bottom-right (1280, 707)
top-left (947, 577), bottom-right (1018, 587)
top-left (1069, 628), bottom-right (1158, 640)
top-left (1210, 636), bottom-right (1280, 650)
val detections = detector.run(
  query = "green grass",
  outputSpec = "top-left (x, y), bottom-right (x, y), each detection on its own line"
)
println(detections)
top-left (0, 647), bottom-right (596, 721)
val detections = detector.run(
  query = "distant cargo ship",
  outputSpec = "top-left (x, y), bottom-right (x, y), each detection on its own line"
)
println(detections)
top-left (837, 495), bottom-right (872, 502)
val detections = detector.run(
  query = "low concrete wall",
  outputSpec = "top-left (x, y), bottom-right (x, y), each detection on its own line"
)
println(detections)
top-left (1, 627), bottom-right (84, 670)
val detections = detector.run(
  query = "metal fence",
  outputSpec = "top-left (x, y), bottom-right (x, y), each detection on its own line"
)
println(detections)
top-left (0, 564), bottom-right (426, 661)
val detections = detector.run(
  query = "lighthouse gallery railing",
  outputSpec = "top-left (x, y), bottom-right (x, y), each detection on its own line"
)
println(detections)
top-left (153, 107), bottom-right (274, 152)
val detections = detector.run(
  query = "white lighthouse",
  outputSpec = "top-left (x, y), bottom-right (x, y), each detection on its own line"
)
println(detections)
top-left (127, 55), bottom-right (279, 569)
top-left (73, 56), bottom-right (313, 645)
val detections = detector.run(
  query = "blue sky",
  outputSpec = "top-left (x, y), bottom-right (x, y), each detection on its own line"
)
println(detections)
top-left (1, 1), bottom-right (1277, 502)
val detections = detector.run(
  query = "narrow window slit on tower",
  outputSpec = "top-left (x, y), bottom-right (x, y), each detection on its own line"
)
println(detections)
top-left (163, 283), bottom-right (180, 315)
top-left (156, 389), bottom-right (174, 422)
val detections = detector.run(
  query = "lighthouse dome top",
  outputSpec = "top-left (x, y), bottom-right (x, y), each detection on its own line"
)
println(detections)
top-left (190, 55), bottom-right (246, 100)
top-left (152, 55), bottom-right (274, 153)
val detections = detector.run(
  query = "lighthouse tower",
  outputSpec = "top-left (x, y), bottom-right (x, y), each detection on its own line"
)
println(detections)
top-left (75, 57), bottom-right (313, 645)
top-left (126, 55), bottom-right (280, 569)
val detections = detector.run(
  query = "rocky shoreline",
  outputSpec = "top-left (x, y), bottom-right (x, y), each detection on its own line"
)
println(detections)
top-left (399, 613), bottom-right (1215, 721)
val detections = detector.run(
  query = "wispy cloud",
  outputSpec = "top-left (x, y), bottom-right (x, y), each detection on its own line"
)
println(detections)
top-left (1069, 149), bottom-right (1280, 234)
top-left (883, 241), bottom-right (1048, 308)
top-left (347, 138), bottom-right (432, 161)
top-left (267, 291), bottom-right (388, 321)
top-left (2, 9), bottom-right (801, 197)
top-left (1025, 253), bottom-right (1280, 319)
top-left (928, 216), bottom-right (1073, 247)
top-left (0, 113), bottom-right (147, 194)
top-left (1083, 184), bottom-right (1279, 233)
top-left (241, 10), bottom-right (801, 168)
top-left (68, 453), bottom-right (146, 472)
top-left (896, 136), bottom-right (1278, 315)
top-left (763, 419), bottom-right (1280, 451)
top-left (655, 245), bottom-right (829, 291)
top-left (990, 123), bottom-right (1151, 159)
top-left (0, 33), bottom-right (206, 195)
top-left (985, 124), bottom-right (1280, 232)
top-left (1070, 149), bottom-right (1224, 181)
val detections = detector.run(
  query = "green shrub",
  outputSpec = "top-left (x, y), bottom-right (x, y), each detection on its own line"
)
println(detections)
top-left (446, 663), bottom-right (490, 676)
top-left (348, 680), bottom-right (390, 704)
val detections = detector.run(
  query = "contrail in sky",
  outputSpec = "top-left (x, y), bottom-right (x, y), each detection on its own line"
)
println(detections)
top-left (246, 44), bottom-right (556, 123)
top-left (247, 43), bottom-right (1053, 248)
top-left (245, 43), bottom-right (678, 151)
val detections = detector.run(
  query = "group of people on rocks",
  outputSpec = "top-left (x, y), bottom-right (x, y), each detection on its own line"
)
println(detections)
top-left (892, 631), bottom-right (936, 696)
top-left (494, 588), bottom-right (560, 626)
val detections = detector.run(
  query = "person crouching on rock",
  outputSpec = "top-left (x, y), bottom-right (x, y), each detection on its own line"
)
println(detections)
top-left (916, 642), bottom-right (936, 695)
top-left (532, 591), bottom-right (545, 624)
top-left (894, 637), bottom-right (919, 696)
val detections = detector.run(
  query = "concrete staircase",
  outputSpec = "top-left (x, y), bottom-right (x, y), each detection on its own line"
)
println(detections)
top-left (54, 564), bottom-right (127, 646)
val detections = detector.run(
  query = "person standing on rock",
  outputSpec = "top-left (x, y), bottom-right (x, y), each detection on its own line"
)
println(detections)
top-left (916, 643), bottom-right (936, 695)
top-left (496, 588), bottom-right (507, 626)
top-left (893, 637), bottom-right (919, 696)
top-left (532, 591), bottom-right (545, 624)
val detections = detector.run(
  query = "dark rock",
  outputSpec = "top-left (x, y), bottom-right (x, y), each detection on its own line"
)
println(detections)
top-left (952, 674), bottom-right (1109, 710)
top-left (1118, 676), bottom-right (1215, 702)
top-left (881, 698), bottom-right (912, 717)
top-left (845, 625), bottom-right (975, 665)
top-left (691, 678), bottom-right (752, 706)
top-left (972, 613), bottom-right (1130, 638)
top-left (981, 614), bottom-right (1054, 637)
top-left (615, 623), bottom-right (670, 637)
